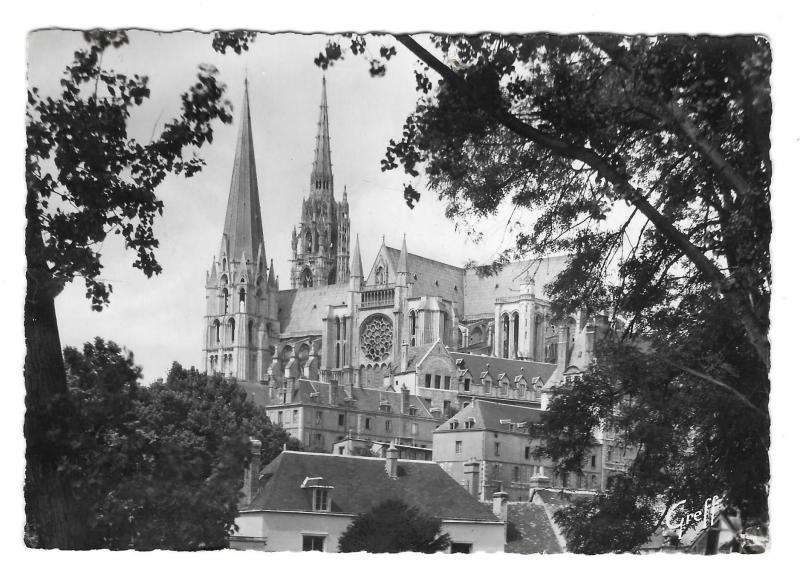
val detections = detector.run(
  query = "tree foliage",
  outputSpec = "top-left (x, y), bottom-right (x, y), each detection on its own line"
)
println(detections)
top-left (311, 33), bottom-right (771, 552)
top-left (25, 29), bottom-right (237, 547)
top-left (54, 339), bottom-right (299, 550)
top-left (338, 499), bottom-right (451, 553)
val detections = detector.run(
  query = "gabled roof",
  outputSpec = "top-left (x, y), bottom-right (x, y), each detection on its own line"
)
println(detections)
top-left (384, 246), bottom-right (464, 301)
top-left (239, 379), bottom-right (434, 418)
top-left (534, 488), bottom-right (598, 510)
top-left (245, 451), bottom-right (500, 523)
top-left (463, 256), bottom-right (569, 317)
top-left (437, 399), bottom-right (545, 433)
top-left (452, 352), bottom-right (557, 386)
top-left (505, 503), bottom-right (563, 554)
top-left (276, 283), bottom-right (350, 335)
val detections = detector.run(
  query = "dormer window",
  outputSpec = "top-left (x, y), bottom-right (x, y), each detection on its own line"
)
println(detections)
top-left (409, 406), bottom-right (417, 416)
top-left (465, 418), bottom-right (476, 429)
top-left (449, 420), bottom-right (459, 430)
top-left (313, 488), bottom-right (330, 512)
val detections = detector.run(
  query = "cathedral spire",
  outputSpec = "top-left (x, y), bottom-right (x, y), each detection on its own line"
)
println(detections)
top-left (220, 80), bottom-right (265, 264)
top-left (310, 76), bottom-right (333, 197)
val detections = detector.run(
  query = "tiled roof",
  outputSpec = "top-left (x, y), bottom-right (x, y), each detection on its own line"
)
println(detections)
top-left (246, 450), bottom-right (500, 522)
top-left (276, 283), bottom-right (350, 335)
top-left (535, 488), bottom-right (598, 511)
top-left (452, 352), bottom-right (557, 386)
top-left (505, 503), bottom-right (563, 554)
top-left (439, 399), bottom-right (545, 433)
top-left (238, 379), bottom-right (434, 418)
top-left (463, 256), bottom-right (570, 317)
top-left (384, 247), bottom-right (464, 303)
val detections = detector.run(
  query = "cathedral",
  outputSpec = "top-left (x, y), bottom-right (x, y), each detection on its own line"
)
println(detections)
top-left (203, 77), bottom-right (603, 400)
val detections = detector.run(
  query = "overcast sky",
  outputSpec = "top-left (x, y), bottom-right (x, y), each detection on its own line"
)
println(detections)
top-left (28, 31), bottom-right (519, 382)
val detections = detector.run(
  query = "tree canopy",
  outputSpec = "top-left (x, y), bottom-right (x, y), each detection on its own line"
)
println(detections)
top-left (338, 499), bottom-right (452, 553)
top-left (25, 29), bottom-right (242, 547)
top-left (313, 33), bottom-right (771, 552)
top-left (50, 338), bottom-right (299, 550)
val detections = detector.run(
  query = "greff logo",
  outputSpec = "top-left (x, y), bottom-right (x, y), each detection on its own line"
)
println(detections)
top-left (665, 495), bottom-right (723, 533)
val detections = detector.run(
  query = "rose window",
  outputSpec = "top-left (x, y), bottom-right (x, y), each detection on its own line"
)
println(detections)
top-left (360, 314), bottom-right (393, 362)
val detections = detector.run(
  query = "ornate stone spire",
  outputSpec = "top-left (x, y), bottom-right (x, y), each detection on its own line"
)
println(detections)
top-left (220, 79), bottom-right (265, 264)
top-left (351, 234), bottom-right (363, 280)
top-left (398, 234), bottom-right (408, 274)
top-left (310, 76), bottom-right (333, 198)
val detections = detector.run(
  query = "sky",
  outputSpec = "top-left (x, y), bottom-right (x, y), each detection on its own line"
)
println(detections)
top-left (28, 31), bottom-right (519, 382)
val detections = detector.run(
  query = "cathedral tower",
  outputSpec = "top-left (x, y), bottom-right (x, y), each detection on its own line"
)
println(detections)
top-left (290, 77), bottom-right (351, 288)
top-left (204, 80), bottom-right (279, 381)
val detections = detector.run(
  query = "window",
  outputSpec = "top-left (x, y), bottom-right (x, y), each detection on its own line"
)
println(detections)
top-left (455, 441), bottom-right (463, 454)
top-left (365, 417), bottom-right (372, 430)
top-left (314, 433), bottom-right (324, 447)
top-left (213, 320), bottom-right (221, 343)
top-left (385, 420), bottom-right (392, 432)
top-left (450, 543), bottom-right (472, 554)
top-left (277, 411), bottom-right (283, 425)
top-left (449, 421), bottom-right (459, 430)
top-left (425, 374), bottom-right (432, 388)
top-left (313, 489), bottom-right (329, 512)
top-left (464, 378), bottom-right (470, 392)
top-left (434, 375), bottom-right (441, 389)
top-left (239, 288), bottom-right (246, 311)
top-left (591, 455), bottom-right (596, 468)
top-left (494, 442), bottom-right (501, 456)
top-left (524, 446), bottom-right (531, 460)
top-left (302, 535), bottom-right (325, 552)
top-left (411, 422), bottom-right (418, 436)
top-left (444, 376), bottom-right (451, 390)
top-left (223, 288), bottom-right (230, 313)
top-left (513, 466), bottom-right (520, 482)
top-left (228, 318), bottom-right (236, 342)
top-left (338, 414), bottom-right (345, 426)
top-left (465, 419), bottom-right (475, 429)
top-left (409, 406), bottom-right (417, 416)
top-left (316, 411), bottom-right (323, 425)
top-left (292, 410), bottom-right (298, 424)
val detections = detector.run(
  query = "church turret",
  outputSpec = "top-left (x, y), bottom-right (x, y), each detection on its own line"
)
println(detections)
top-left (203, 80), bottom-right (278, 382)
top-left (290, 77), bottom-right (350, 289)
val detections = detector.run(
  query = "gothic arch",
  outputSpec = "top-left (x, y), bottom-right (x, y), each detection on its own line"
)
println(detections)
top-left (301, 267), bottom-right (313, 288)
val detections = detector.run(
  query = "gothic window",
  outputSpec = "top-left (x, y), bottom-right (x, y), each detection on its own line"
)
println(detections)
top-left (335, 344), bottom-right (340, 368)
top-left (222, 258), bottom-right (227, 272)
top-left (360, 314), bottom-right (393, 362)
top-left (502, 313), bottom-right (510, 358)
top-left (335, 317), bottom-right (341, 340)
top-left (248, 320), bottom-right (254, 344)
top-left (305, 231), bottom-right (313, 253)
top-left (513, 312), bottom-right (520, 358)
top-left (301, 267), bottom-right (313, 288)
top-left (342, 318), bottom-right (346, 337)
top-left (328, 267), bottom-right (336, 285)
top-left (229, 318), bottom-right (236, 342)
top-left (213, 319), bottom-right (221, 343)
top-left (442, 313), bottom-right (449, 346)
top-left (409, 310), bottom-right (417, 347)
top-left (239, 288), bottom-right (246, 312)
top-left (222, 288), bottom-right (230, 314)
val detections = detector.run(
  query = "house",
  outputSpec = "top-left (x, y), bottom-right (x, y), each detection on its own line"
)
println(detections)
top-left (331, 436), bottom-right (432, 460)
top-left (239, 378), bottom-right (440, 451)
top-left (434, 399), bottom-right (605, 502)
top-left (231, 449), bottom-right (506, 553)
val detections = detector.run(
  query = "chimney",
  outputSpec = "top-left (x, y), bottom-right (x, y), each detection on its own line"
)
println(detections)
top-left (385, 443), bottom-right (399, 479)
top-left (492, 491), bottom-right (509, 530)
top-left (243, 437), bottom-right (262, 505)
top-left (400, 384), bottom-right (410, 415)
top-left (528, 472), bottom-right (552, 500)
top-left (463, 459), bottom-right (481, 498)
top-left (400, 341), bottom-right (409, 371)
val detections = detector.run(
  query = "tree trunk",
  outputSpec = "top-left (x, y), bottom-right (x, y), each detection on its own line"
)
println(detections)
top-left (24, 199), bottom-right (87, 548)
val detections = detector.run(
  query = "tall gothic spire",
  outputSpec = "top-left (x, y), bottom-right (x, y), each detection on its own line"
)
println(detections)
top-left (221, 79), bottom-right (265, 264)
top-left (398, 234), bottom-right (408, 274)
top-left (310, 76), bottom-right (333, 197)
top-left (351, 234), bottom-right (363, 280)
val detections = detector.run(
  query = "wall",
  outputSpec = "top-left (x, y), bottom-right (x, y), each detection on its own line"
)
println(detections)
top-left (233, 511), bottom-right (504, 553)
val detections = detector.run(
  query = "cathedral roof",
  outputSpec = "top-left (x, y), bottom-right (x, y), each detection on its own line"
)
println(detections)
top-left (462, 256), bottom-right (570, 318)
top-left (220, 80), bottom-right (265, 265)
top-left (276, 284), bottom-right (351, 336)
top-left (244, 450), bottom-right (500, 522)
top-left (382, 246), bottom-right (464, 302)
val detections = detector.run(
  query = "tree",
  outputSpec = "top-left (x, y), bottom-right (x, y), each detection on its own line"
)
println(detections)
top-left (309, 33), bottom-right (770, 551)
top-left (338, 499), bottom-right (452, 553)
top-left (25, 29), bottom-right (241, 547)
top-left (56, 339), bottom-right (299, 550)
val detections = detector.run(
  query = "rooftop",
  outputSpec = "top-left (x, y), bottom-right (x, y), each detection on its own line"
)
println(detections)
top-left (245, 450), bottom-right (501, 522)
